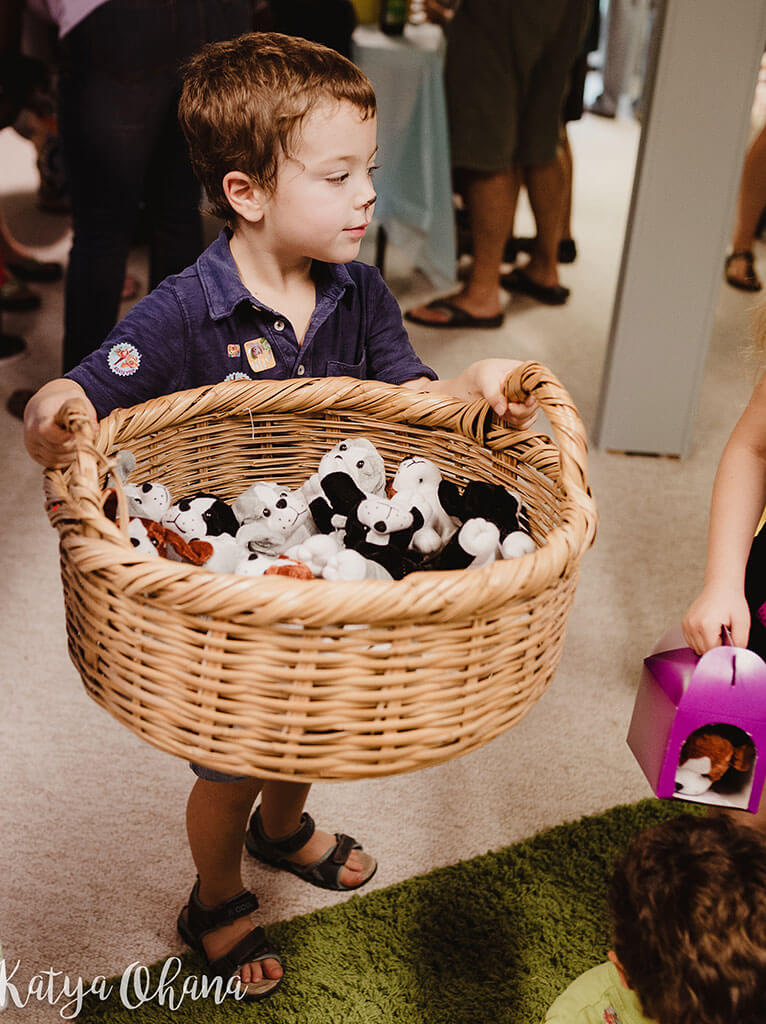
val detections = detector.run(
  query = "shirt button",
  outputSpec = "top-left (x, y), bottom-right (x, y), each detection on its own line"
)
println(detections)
top-left (274, 319), bottom-right (285, 332)
top-left (297, 365), bottom-right (306, 376)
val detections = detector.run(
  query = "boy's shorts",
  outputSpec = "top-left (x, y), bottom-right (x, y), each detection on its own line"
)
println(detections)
top-left (190, 762), bottom-right (248, 783)
top-left (445, 0), bottom-right (590, 170)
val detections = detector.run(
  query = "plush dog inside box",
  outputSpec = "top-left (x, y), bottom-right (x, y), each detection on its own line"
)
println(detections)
top-left (627, 626), bottom-right (766, 813)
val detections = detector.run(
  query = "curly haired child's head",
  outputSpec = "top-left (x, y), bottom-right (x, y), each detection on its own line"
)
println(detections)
top-left (608, 815), bottom-right (766, 1024)
top-left (178, 32), bottom-right (377, 223)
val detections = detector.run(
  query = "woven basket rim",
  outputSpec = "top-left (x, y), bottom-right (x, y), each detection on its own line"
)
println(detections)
top-left (46, 364), bottom-right (598, 625)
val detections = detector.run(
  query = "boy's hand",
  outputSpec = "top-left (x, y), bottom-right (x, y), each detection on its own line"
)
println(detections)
top-left (681, 585), bottom-right (751, 655)
top-left (406, 359), bottom-right (538, 429)
top-left (23, 378), bottom-right (98, 468)
top-left (467, 358), bottom-right (538, 429)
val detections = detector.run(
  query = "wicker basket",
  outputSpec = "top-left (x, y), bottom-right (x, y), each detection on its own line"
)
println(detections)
top-left (45, 361), bottom-right (597, 781)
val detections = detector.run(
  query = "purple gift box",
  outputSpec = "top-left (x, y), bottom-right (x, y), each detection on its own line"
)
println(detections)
top-left (627, 626), bottom-right (766, 813)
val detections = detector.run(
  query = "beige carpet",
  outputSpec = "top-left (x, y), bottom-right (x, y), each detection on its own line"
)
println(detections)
top-left (1, 105), bottom-right (761, 1022)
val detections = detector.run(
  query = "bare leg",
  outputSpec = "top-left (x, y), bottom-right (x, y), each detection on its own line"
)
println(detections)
top-left (258, 779), bottom-right (375, 885)
top-left (559, 127), bottom-right (574, 242)
top-left (727, 121), bottom-right (766, 288)
top-left (522, 154), bottom-right (566, 288)
top-left (406, 167), bottom-right (520, 323)
top-left (186, 777), bottom-right (282, 987)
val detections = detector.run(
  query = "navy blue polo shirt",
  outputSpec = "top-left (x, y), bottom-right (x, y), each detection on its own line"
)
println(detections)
top-left (66, 229), bottom-right (437, 419)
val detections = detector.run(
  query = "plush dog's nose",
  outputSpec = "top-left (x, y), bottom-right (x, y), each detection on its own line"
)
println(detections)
top-left (374, 521), bottom-right (386, 533)
top-left (674, 782), bottom-right (682, 792)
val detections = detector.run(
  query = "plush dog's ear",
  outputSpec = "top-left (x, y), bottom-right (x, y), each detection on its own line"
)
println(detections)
top-left (194, 494), bottom-right (239, 537)
top-left (731, 742), bottom-right (756, 772)
top-left (321, 472), bottom-right (365, 513)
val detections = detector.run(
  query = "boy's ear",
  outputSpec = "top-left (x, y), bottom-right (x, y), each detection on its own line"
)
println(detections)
top-left (222, 170), bottom-right (267, 224)
top-left (607, 951), bottom-right (631, 990)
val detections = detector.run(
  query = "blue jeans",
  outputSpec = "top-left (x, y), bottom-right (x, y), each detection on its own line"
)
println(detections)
top-left (57, 0), bottom-right (251, 371)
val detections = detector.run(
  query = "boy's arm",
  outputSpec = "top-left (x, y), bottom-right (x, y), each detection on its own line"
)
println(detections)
top-left (403, 358), bottom-right (538, 429)
top-left (24, 378), bottom-right (98, 469)
top-left (683, 372), bottom-right (766, 653)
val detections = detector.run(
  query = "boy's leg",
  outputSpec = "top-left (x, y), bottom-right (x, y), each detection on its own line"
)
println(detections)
top-left (186, 776), bottom-right (283, 986)
top-left (258, 780), bottom-right (376, 887)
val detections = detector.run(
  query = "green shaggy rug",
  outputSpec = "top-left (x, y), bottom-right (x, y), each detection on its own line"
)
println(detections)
top-left (76, 799), bottom-right (701, 1023)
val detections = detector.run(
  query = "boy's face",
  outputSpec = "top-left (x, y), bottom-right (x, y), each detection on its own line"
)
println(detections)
top-left (262, 99), bottom-right (378, 264)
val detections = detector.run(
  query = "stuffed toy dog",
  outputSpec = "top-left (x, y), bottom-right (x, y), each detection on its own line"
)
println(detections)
top-left (675, 724), bottom-right (756, 796)
top-left (233, 481), bottom-right (317, 555)
top-left (304, 438), bottom-right (387, 532)
top-left (127, 517), bottom-right (213, 565)
top-left (162, 493), bottom-right (243, 573)
top-left (105, 449), bottom-right (172, 522)
top-left (388, 456), bottom-right (459, 555)
top-left (234, 551), bottom-right (315, 579)
top-left (317, 471), bottom-right (425, 580)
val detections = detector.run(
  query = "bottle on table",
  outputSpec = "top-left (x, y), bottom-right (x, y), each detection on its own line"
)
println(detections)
top-left (379, 0), bottom-right (409, 35)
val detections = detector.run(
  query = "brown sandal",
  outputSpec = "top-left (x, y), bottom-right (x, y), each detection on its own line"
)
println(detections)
top-left (725, 250), bottom-right (762, 292)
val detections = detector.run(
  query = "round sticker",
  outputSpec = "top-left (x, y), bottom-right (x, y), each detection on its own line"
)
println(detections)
top-left (108, 342), bottom-right (141, 376)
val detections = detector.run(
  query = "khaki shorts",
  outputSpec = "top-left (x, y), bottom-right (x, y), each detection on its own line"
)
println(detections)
top-left (445, 0), bottom-right (591, 170)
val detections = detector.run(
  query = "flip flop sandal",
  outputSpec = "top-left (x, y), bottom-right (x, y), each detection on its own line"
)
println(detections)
top-left (725, 250), bottom-right (762, 292)
top-left (245, 807), bottom-right (378, 891)
top-left (404, 297), bottom-right (504, 329)
top-left (6, 255), bottom-right (63, 283)
top-left (511, 237), bottom-right (577, 264)
top-left (500, 268), bottom-right (569, 306)
top-left (177, 878), bottom-right (283, 1001)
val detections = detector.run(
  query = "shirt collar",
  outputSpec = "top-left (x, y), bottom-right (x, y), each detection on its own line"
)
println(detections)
top-left (198, 229), bottom-right (357, 321)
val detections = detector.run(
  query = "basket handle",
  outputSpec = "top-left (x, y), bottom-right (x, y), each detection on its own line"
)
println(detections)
top-left (54, 398), bottom-right (129, 537)
top-left (501, 360), bottom-right (592, 500)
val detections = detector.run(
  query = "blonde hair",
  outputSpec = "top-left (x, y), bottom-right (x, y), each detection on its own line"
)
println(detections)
top-left (178, 32), bottom-right (376, 222)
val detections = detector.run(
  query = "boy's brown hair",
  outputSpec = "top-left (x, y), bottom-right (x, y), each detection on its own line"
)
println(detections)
top-left (178, 32), bottom-right (376, 222)
top-left (609, 815), bottom-right (766, 1024)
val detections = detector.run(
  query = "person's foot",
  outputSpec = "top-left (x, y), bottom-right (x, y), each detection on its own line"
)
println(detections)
top-left (587, 94), bottom-right (617, 119)
top-left (725, 250), bottom-right (762, 292)
top-left (0, 333), bottom-right (27, 360)
top-left (0, 277), bottom-right (41, 312)
top-left (6, 388), bottom-right (34, 419)
top-left (5, 255), bottom-right (63, 283)
top-left (247, 807), bottom-right (378, 891)
top-left (282, 824), bottom-right (375, 887)
top-left (178, 882), bottom-right (283, 994)
top-left (192, 906), bottom-right (283, 989)
top-left (405, 290), bottom-right (503, 327)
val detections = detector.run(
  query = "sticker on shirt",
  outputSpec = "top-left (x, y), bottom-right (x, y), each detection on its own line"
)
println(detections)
top-left (107, 342), bottom-right (141, 376)
top-left (224, 371), bottom-right (251, 382)
top-left (227, 344), bottom-right (241, 358)
top-left (603, 1008), bottom-right (620, 1024)
top-left (244, 338), bottom-right (276, 374)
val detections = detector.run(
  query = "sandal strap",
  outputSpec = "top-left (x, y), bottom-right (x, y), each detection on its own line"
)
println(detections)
top-left (207, 925), bottom-right (280, 981)
top-left (187, 879), bottom-right (260, 940)
top-left (728, 249), bottom-right (755, 264)
top-left (250, 807), bottom-right (316, 858)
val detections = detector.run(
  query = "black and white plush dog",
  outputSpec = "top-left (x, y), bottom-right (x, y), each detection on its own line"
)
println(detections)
top-left (318, 471), bottom-right (424, 580)
top-left (162, 493), bottom-right (243, 573)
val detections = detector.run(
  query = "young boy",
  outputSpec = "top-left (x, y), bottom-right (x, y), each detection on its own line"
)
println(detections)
top-left (24, 33), bottom-right (537, 1000)
top-left (543, 816), bottom-right (766, 1024)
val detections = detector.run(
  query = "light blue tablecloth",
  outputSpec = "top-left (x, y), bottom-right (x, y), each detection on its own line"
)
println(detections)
top-left (352, 22), bottom-right (456, 289)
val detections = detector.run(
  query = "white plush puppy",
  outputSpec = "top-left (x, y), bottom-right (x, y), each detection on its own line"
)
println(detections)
top-left (233, 481), bottom-right (317, 555)
top-left (389, 456), bottom-right (459, 554)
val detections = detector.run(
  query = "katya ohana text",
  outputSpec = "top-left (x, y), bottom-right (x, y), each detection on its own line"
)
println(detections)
top-left (0, 955), bottom-right (246, 1018)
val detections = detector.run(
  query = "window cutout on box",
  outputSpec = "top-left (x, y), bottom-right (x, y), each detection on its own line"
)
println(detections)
top-left (674, 722), bottom-right (756, 810)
